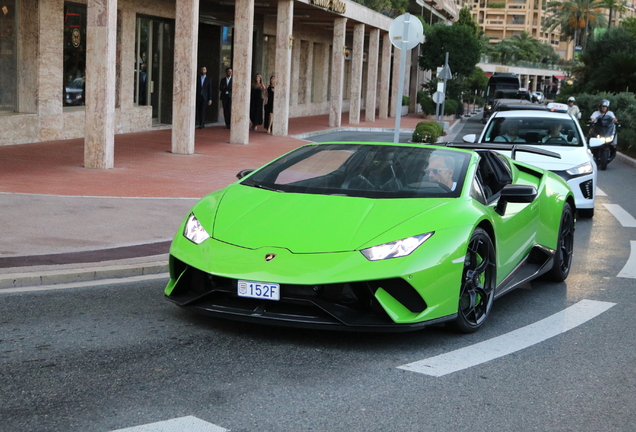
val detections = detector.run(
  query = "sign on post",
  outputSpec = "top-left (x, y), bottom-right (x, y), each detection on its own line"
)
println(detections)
top-left (389, 13), bottom-right (424, 143)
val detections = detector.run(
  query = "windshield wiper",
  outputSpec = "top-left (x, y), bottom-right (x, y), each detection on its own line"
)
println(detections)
top-left (252, 184), bottom-right (285, 193)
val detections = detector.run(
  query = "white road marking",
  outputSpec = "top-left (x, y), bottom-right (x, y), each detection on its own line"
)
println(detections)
top-left (110, 416), bottom-right (228, 432)
top-left (596, 187), bottom-right (607, 197)
top-left (0, 273), bottom-right (169, 294)
top-left (603, 204), bottom-right (636, 227)
top-left (618, 241), bottom-right (636, 279)
top-left (398, 299), bottom-right (615, 377)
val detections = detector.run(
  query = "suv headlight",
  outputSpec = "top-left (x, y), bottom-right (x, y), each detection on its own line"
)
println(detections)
top-left (566, 161), bottom-right (593, 176)
top-left (183, 213), bottom-right (210, 244)
top-left (361, 233), bottom-right (433, 261)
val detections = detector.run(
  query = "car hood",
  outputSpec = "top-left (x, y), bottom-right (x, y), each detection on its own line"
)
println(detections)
top-left (494, 146), bottom-right (591, 172)
top-left (207, 184), bottom-right (450, 253)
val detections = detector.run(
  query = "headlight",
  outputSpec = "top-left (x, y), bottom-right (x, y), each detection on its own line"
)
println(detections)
top-left (361, 233), bottom-right (433, 261)
top-left (566, 161), bottom-right (593, 176)
top-left (183, 213), bottom-right (210, 244)
top-left (596, 135), bottom-right (614, 143)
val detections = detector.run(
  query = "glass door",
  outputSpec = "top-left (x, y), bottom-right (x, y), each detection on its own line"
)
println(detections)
top-left (135, 16), bottom-right (174, 124)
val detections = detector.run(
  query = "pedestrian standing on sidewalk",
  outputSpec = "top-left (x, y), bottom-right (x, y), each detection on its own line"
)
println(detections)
top-left (249, 73), bottom-right (267, 131)
top-left (196, 66), bottom-right (213, 129)
top-left (219, 67), bottom-right (233, 129)
top-left (264, 75), bottom-right (276, 134)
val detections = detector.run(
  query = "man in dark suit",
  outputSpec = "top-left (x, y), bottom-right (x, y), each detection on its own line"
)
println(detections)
top-left (196, 66), bottom-right (213, 129)
top-left (219, 67), bottom-right (233, 129)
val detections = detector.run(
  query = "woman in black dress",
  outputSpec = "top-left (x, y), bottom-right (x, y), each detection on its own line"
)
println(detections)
top-left (249, 73), bottom-right (266, 131)
top-left (264, 75), bottom-right (276, 134)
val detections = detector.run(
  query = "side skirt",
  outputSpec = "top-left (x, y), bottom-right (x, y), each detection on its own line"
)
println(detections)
top-left (494, 245), bottom-right (555, 299)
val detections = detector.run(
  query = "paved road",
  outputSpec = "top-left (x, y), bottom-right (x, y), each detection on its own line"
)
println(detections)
top-left (2, 119), bottom-right (635, 432)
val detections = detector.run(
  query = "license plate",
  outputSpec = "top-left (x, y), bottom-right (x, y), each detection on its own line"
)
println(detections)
top-left (237, 280), bottom-right (280, 301)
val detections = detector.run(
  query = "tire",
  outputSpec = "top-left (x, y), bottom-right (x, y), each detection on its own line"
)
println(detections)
top-left (578, 208), bottom-right (594, 218)
top-left (453, 228), bottom-right (496, 333)
top-left (599, 146), bottom-right (609, 170)
top-left (547, 203), bottom-right (574, 282)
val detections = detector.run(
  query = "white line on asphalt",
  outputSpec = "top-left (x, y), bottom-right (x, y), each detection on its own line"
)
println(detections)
top-left (0, 273), bottom-right (169, 294)
top-left (618, 241), bottom-right (636, 279)
top-left (596, 187), bottom-right (607, 197)
top-left (398, 299), bottom-right (616, 377)
top-left (603, 204), bottom-right (636, 227)
top-left (110, 416), bottom-right (228, 432)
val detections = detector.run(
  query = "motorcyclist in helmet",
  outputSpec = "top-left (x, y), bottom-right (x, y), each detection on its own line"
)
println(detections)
top-left (566, 97), bottom-right (581, 119)
top-left (589, 99), bottom-right (617, 124)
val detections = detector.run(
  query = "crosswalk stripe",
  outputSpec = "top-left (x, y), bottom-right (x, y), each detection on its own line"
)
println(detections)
top-left (109, 416), bottom-right (228, 432)
top-left (603, 204), bottom-right (636, 227)
top-left (398, 300), bottom-right (616, 377)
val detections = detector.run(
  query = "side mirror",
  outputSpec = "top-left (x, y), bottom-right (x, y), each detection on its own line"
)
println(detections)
top-left (236, 169), bottom-right (255, 179)
top-left (495, 184), bottom-right (537, 215)
top-left (462, 134), bottom-right (477, 143)
top-left (588, 137), bottom-right (603, 149)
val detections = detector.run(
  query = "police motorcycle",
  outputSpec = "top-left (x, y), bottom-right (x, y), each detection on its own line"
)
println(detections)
top-left (587, 100), bottom-right (619, 171)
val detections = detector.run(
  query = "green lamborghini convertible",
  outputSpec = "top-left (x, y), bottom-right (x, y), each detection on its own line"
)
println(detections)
top-left (165, 142), bottom-right (575, 333)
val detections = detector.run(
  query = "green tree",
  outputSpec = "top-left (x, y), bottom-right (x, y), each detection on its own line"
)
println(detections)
top-left (543, 0), bottom-right (606, 47)
top-left (456, 7), bottom-right (482, 38)
top-left (621, 16), bottom-right (636, 37)
top-left (351, 0), bottom-right (408, 16)
top-left (418, 23), bottom-right (482, 77)
top-left (487, 32), bottom-right (560, 64)
top-left (572, 27), bottom-right (636, 92)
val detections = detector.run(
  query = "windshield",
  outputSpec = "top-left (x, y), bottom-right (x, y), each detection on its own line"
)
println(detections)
top-left (241, 144), bottom-right (471, 199)
top-left (482, 117), bottom-right (583, 147)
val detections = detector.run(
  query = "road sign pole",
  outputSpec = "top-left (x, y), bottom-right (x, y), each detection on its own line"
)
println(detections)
top-left (393, 14), bottom-right (410, 143)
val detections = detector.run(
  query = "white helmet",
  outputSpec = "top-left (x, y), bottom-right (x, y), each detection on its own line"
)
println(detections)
top-left (567, 97), bottom-right (575, 102)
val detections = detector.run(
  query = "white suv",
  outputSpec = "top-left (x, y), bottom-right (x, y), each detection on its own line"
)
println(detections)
top-left (463, 109), bottom-right (597, 217)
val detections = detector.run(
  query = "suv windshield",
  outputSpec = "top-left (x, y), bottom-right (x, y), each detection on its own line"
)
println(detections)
top-left (482, 117), bottom-right (583, 146)
top-left (241, 144), bottom-right (470, 199)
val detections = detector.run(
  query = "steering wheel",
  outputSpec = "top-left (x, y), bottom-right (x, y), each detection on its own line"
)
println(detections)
top-left (432, 181), bottom-right (452, 192)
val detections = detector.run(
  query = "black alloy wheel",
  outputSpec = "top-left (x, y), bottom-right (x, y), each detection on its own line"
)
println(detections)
top-left (548, 202), bottom-right (574, 282)
top-left (454, 228), bottom-right (496, 333)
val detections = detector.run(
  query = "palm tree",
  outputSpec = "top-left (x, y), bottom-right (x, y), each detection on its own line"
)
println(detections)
top-left (543, 0), bottom-right (606, 47)
top-left (599, 0), bottom-right (627, 28)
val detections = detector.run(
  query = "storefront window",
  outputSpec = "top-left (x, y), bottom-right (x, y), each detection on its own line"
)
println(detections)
top-left (63, 3), bottom-right (87, 107)
top-left (0, 0), bottom-right (17, 111)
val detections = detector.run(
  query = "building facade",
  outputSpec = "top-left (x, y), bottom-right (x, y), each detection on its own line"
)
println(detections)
top-left (0, 0), bottom-right (462, 169)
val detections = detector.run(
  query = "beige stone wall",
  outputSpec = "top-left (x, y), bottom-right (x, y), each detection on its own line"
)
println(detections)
top-left (0, 0), bottom-right (173, 146)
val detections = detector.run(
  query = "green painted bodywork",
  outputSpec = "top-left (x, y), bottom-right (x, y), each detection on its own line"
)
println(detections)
top-left (165, 143), bottom-right (574, 326)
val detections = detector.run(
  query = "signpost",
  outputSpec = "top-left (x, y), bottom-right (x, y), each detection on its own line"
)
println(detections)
top-left (389, 13), bottom-right (424, 143)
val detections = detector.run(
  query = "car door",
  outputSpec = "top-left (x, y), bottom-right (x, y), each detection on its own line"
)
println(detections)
top-left (475, 151), bottom-right (540, 286)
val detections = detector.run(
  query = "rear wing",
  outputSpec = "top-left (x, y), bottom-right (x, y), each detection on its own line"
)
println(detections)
top-left (444, 143), bottom-right (561, 160)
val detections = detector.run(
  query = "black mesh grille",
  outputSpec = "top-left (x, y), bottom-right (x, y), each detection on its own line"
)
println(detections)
top-left (579, 179), bottom-right (594, 199)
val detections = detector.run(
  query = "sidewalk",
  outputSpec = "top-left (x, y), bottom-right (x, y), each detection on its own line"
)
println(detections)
top-left (1, 112), bottom-right (463, 291)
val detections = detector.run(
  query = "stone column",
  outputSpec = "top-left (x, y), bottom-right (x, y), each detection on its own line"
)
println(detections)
top-left (348, 23), bottom-right (364, 125)
top-left (37, 0), bottom-right (64, 142)
top-left (329, 17), bottom-right (347, 128)
top-left (378, 32), bottom-right (391, 120)
top-left (390, 47), bottom-right (400, 118)
top-left (230, 0), bottom-right (254, 143)
top-left (84, 0), bottom-right (118, 169)
top-left (273, 0), bottom-right (293, 136)
top-left (365, 28), bottom-right (379, 123)
top-left (119, 8), bottom-right (136, 112)
top-left (171, 0), bottom-right (199, 154)
top-left (303, 41), bottom-right (314, 105)
top-left (290, 37), bottom-right (301, 109)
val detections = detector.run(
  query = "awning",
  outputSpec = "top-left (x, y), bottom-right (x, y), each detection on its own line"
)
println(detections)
top-left (553, 75), bottom-right (566, 80)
